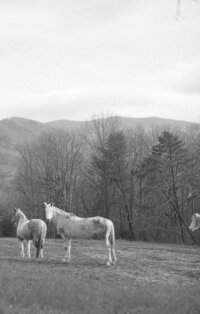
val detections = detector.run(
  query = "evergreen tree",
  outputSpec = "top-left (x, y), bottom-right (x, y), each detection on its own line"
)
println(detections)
top-left (139, 131), bottom-right (196, 243)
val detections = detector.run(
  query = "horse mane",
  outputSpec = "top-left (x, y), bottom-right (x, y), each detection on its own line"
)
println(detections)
top-left (53, 206), bottom-right (76, 218)
top-left (17, 209), bottom-right (27, 220)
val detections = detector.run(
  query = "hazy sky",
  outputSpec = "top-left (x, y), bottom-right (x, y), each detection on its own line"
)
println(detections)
top-left (0, 0), bottom-right (200, 122)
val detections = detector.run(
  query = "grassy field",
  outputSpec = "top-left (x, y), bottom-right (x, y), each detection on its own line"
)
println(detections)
top-left (0, 238), bottom-right (200, 314)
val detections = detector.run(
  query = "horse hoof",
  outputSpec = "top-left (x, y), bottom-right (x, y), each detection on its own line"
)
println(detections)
top-left (62, 258), bottom-right (69, 263)
top-left (106, 261), bottom-right (111, 267)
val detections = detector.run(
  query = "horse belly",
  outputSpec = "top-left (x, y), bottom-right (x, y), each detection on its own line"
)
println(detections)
top-left (71, 229), bottom-right (94, 239)
top-left (63, 220), bottom-right (104, 239)
top-left (57, 223), bottom-right (88, 238)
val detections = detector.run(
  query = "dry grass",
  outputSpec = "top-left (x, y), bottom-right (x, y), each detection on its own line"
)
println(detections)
top-left (0, 238), bottom-right (200, 313)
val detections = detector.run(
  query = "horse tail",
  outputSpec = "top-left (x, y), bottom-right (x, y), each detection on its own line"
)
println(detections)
top-left (36, 222), bottom-right (47, 258)
top-left (110, 222), bottom-right (116, 247)
top-left (36, 232), bottom-right (42, 258)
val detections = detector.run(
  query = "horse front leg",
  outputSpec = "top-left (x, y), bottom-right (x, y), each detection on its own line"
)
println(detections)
top-left (62, 237), bottom-right (72, 263)
top-left (67, 238), bottom-right (72, 262)
top-left (20, 241), bottom-right (25, 258)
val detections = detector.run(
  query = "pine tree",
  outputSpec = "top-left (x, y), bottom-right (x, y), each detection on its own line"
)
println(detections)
top-left (139, 131), bottom-right (196, 243)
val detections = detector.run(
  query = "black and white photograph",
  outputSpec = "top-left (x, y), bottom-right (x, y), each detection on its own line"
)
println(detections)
top-left (0, 1), bottom-right (200, 313)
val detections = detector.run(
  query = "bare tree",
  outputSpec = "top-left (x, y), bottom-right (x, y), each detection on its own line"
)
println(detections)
top-left (82, 115), bottom-right (120, 218)
top-left (15, 130), bottom-right (82, 217)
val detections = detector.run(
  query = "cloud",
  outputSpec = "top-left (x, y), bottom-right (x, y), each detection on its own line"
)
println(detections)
top-left (6, 80), bottom-right (199, 123)
top-left (88, 0), bottom-right (134, 21)
top-left (154, 60), bottom-right (200, 95)
top-left (0, 1), bottom-right (200, 123)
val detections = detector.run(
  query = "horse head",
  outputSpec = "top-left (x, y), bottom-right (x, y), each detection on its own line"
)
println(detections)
top-left (189, 213), bottom-right (200, 232)
top-left (11, 208), bottom-right (20, 224)
top-left (44, 202), bottom-right (54, 222)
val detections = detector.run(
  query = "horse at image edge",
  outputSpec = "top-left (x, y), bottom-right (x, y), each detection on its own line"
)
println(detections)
top-left (189, 213), bottom-right (200, 232)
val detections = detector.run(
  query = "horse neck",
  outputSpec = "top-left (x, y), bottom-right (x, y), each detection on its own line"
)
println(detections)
top-left (51, 207), bottom-right (69, 225)
top-left (16, 211), bottom-right (27, 224)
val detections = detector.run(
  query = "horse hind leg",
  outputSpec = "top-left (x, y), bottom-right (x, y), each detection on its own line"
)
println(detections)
top-left (27, 241), bottom-right (31, 258)
top-left (40, 225), bottom-right (47, 259)
top-left (33, 240), bottom-right (38, 258)
top-left (34, 234), bottom-right (42, 259)
top-left (111, 245), bottom-right (117, 265)
top-left (109, 224), bottom-right (117, 265)
top-left (105, 231), bottom-right (112, 267)
top-left (40, 240), bottom-right (44, 259)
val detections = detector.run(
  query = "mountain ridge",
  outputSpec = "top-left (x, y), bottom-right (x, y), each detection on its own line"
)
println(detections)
top-left (0, 116), bottom-right (198, 138)
top-left (0, 115), bottom-right (198, 182)
top-left (46, 116), bottom-right (198, 131)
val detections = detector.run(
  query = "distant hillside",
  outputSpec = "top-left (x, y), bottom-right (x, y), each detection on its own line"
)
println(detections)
top-left (0, 115), bottom-right (198, 145)
top-left (119, 116), bottom-right (197, 130)
top-left (0, 116), bottom-right (198, 151)
top-left (0, 117), bottom-right (48, 181)
top-left (0, 115), bottom-right (198, 183)
top-left (46, 119), bottom-right (84, 131)
top-left (0, 117), bottom-right (47, 149)
top-left (47, 116), bottom-right (197, 131)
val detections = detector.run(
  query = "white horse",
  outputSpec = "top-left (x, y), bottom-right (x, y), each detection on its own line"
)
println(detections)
top-left (189, 213), bottom-right (200, 232)
top-left (12, 208), bottom-right (47, 259)
top-left (44, 202), bottom-right (117, 266)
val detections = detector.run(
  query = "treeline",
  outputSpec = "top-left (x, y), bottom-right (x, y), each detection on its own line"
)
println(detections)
top-left (1, 116), bottom-right (200, 243)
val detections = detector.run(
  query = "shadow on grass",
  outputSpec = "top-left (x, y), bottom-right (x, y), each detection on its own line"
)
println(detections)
top-left (182, 270), bottom-right (200, 279)
top-left (0, 256), bottom-right (35, 264)
top-left (0, 255), bottom-right (107, 268)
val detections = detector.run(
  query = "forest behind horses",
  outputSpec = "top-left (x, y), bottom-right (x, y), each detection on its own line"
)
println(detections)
top-left (1, 116), bottom-right (200, 246)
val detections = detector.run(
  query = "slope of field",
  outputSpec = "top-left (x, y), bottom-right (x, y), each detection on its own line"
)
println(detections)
top-left (0, 239), bottom-right (200, 314)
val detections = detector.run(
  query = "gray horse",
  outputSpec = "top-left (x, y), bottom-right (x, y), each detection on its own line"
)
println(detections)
top-left (44, 202), bottom-right (117, 266)
top-left (12, 208), bottom-right (47, 258)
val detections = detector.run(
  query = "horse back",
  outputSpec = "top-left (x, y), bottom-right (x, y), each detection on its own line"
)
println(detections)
top-left (17, 219), bottom-right (47, 241)
top-left (28, 219), bottom-right (47, 238)
top-left (57, 215), bottom-right (111, 239)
